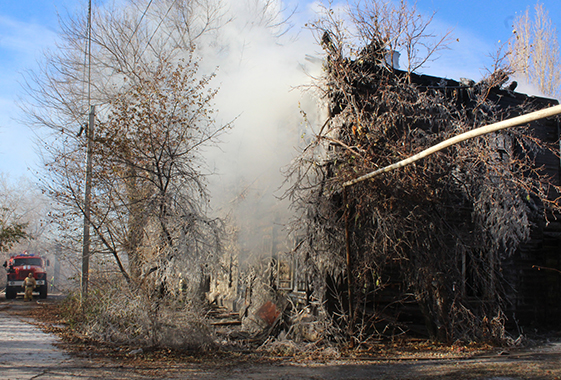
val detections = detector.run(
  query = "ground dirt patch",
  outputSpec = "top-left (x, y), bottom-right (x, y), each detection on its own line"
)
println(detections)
top-left (3, 295), bottom-right (561, 379)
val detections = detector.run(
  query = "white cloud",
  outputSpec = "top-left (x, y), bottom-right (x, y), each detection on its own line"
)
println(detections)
top-left (0, 15), bottom-right (58, 60)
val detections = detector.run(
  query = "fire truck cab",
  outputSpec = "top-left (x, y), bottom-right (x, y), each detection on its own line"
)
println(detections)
top-left (3, 251), bottom-right (49, 299)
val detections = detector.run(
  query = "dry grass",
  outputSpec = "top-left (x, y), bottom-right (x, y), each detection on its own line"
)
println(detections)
top-left (25, 299), bottom-right (503, 362)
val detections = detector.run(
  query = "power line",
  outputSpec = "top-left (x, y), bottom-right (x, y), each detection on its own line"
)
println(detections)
top-left (87, 0), bottom-right (92, 108)
top-left (96, 0), bottom-right (161, 100)
top-left (123, 0), bottom-right (155, 53)
top-left (138, 0), bottom-right (178, 59)
top-left (78, 0), bottom-right (93, 135)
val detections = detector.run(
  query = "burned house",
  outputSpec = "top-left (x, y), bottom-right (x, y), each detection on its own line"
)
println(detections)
top-left (367, 70), bottom-right (561, 331)
top-left (204, 39), bottom-right (561, 342)
top-left (283, 42), bottom-right (561, 343)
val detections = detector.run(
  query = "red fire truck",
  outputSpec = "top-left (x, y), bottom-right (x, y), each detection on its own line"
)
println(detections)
top-left (3, 251), bottom-right (49, 299)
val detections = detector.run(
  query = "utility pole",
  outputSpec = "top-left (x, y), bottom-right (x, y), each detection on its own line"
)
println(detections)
top-left (81, 105), bottom-right (95, 303)
top-left (81, 0), bottom-right (93, 306)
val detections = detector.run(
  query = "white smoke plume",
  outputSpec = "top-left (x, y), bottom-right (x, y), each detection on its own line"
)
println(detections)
top-left (195, 0), bottom-right (323, 263)
top-left (510, 75), bottom-right (555, 100)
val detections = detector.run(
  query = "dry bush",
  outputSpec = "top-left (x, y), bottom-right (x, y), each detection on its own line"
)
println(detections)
top-left (62, 274), bottom-right (214, 350)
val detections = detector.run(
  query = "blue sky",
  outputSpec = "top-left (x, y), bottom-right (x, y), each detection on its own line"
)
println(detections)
top-left (415, 0), bottom-right (561, 80)
top-left (0, 0), bottom-right (80, 180)
top-left (0, 0), bottom-right (560, 181)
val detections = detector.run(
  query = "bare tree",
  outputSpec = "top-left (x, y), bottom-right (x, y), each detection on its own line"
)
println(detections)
top-left (22, 0), bottom-right (301, 349)
top-left (0, 176), bottom-right (50, 252)
top-left (349, 0), bottom-right (452, 74)
top-left (94, 56), bottom-right (229, 283)
top-left (509, 2), bottom-right (561, 98)
top-left (0, 211), bottom-right (27, 252)
top-left (21, 0), bottom-right (233, 348)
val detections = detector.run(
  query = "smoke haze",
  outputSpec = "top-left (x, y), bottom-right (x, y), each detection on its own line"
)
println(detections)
top-left (196, 0), bottom-right (323, 262)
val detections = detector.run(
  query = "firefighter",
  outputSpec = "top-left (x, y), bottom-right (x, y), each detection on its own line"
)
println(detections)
top-left (23, 273), bottom-right (36, 301)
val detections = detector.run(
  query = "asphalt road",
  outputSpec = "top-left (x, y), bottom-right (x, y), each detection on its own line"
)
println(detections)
top-left (0, 292), bottom-right (165, 379)
top-left (0, 306), bottom-right (69, 379)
